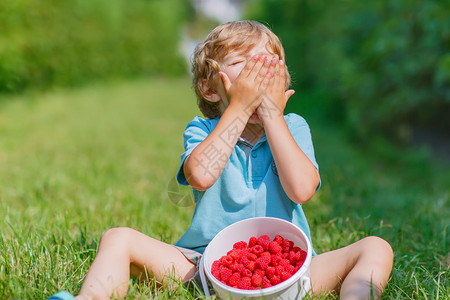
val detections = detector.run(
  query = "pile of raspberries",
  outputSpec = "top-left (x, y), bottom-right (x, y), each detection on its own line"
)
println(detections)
top-left (211, 234), bottom-right (307, 290)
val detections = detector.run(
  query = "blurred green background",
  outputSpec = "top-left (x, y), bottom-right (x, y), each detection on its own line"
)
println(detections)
top-left (247, 0), bottom-right (450, 146)
top-left (1, 0), bottom-right (449, 146)
top-left (0, 0), bottom-right (189, 93)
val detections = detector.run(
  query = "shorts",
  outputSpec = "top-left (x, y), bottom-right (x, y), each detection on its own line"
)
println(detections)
top-left (174, 246), bottom-right (214, 295)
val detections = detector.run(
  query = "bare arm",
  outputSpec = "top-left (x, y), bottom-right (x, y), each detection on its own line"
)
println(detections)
top-left (258, 59), bottom-right (320, 203)
top-left (183, 106), bottom-right (248, 190)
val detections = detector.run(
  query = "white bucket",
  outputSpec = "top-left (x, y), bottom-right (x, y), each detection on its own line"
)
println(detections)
top-left (199, 217), bottom-right (312, 299)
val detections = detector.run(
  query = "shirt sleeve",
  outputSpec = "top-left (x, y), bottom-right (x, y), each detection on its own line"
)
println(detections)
top-left (176, 116), bottom-right (213, 185)
top-left (285, 113), bottom-right (321, 189)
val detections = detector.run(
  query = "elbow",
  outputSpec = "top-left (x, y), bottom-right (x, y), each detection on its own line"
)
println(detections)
top-left (289, 172), bottom-right (320, 204)
top-left (289, 187), bottom-right (315, 204)
top-left (185, 169), bottom-right (215, 191)
top-left (183, 157), bottom-right (215, 191)
top-left (188, 177), bottom-right (213, 191)
top-left (185, 171), bottom-right (214, 191)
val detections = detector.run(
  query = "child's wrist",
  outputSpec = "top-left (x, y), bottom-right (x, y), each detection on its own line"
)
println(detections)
top-left (260, 111), bottom-right (285, 126)
top-left (226, 101), bottom-right (253, 119)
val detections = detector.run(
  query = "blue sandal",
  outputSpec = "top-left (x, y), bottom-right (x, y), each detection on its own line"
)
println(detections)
top-left (47, 291), bottom-right (76, 300)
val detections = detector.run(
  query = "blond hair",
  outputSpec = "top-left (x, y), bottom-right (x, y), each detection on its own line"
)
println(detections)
top-left (192, 20), bottom-right (291, 118)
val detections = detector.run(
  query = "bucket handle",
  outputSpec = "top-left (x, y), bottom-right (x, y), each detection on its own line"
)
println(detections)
top-left (299, 276), bottom-right (311, 298)
top-left (199, 255), bottom-right (211, 298)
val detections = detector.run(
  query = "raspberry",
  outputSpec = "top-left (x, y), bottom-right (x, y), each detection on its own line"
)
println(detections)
top-left (254, 268), bottom-right (265, 277)
top-left (248, 236), bottom-right (257, 247)
top-left (266, 266), bottom-right (276, 278)
top-left (220, 267), bottom-right (232, 282)
top-left (258, 235), bottom-right (270, 242)
top-left (233, 263), bottom-right (245, 274)
top-left (247, 261), bottom-right (256, 272)
top-left (282, 239), bottom-right (293, 253)
top-left (239, 255), bottom-right (250, 266)
top-left (230, 262), bottom-right (238, 271)
top-left (269, 241), bottom-right (282, 254)
top-left (212, 260), bottom-right (220, 275)
top-left (233, 241), bottom-right (247, 249)
top-left (228, 249), bottom-right (242, 261)
top-left (292, 246), bottom-right (301, 253)
top-left (228, 272), bottom-right (241, 286)
top-left (251, 273), bottom-right (263, 287)
top-left (289, 250), bottom-right (296, 263)
top-left (284, 264), bottom-right (295, 274)
top-left (246, 252), bottom-right (257, 261)
top-left (300, 250), bottom-right (307, 261)
top-left (250, 245), bottom-right (264, 256)
top-left (270, 253), bottom-right (282, 266)
top-left (281, 271), bottom-right (292, 281)
top-left (262, 276), bottom-right (272, 288)
top-left (260, 240), bottom-right (270, 251)
top-left (275, 265), bottom-right (284, 276)
top-left (256, 256), bottom-right (270, 270)
top-left (238, 276), bottom-right (251, 289)
top-left (294, 251), bottom-right (302, 262)
top-left (261, 251), bottom-right (271, 259)
top-left (273, 234), bottom-right (284, 245)
top-left (220, 255), bottom-right (233, 267)
top-left (241, 268), bottom-right (252, 278)
top-left (258, 236), bottom-right (270, 251)
top-left (279, 258), bottom-right (290, 268)
top-left (270, 274), bottom-right (281, 285)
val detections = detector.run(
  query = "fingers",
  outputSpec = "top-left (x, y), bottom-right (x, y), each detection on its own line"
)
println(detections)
top-left (235, 54), bottom-right (284, 92)
top-left (263, 55), bottom-right (283, 92)
top-left (239, 54), bottom-right (261, 78)
top-left (260, 71), bottom-right (271, 91)
top-left (278, 59), bottom-right (286, 87)
top-left (219, 72), bottom-right (232, 92)
top-left (239, 55), bottom-right (267, 84)
top-left (270, 58), bottom-right (280, 90)
top-left (256, 55), bottom-right (272, 80)
top-left (285, 89), bottom-right (295, 101)
top-left (260, 55), bottom-right (278, 90)
top-left (274, 59), bottom-right (288, 92)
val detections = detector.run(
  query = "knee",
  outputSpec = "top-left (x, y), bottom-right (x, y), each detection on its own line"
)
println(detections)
top-left (361, 236), bottom-right (394, 266)
top-left (100, 227), bottom-right (136, 247)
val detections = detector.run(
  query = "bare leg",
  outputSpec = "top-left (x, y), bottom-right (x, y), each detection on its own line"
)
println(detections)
top-left (310, 236), bottom-right (393, 300)
top-left (75, 227), bottom-right (196, 300)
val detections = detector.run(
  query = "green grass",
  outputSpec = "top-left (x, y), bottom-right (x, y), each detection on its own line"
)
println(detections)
top-left (0, 79), bottom-right (448, 299)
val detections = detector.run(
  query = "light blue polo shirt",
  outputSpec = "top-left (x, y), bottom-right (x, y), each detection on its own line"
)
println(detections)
top-left (175, 113), bottom-right (320, 254)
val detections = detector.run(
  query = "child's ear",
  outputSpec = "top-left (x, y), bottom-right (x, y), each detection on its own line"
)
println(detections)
top-left (199, 79), bottom-right (221, 102)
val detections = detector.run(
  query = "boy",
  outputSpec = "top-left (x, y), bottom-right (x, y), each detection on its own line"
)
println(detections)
top-left (50, 20), bottom-right (393, 300)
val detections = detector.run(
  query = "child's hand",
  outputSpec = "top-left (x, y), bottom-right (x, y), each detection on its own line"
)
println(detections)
top-left (257, 59), bottom-right (295, 122)
top-left (219, 55), bottom-right (274, 116)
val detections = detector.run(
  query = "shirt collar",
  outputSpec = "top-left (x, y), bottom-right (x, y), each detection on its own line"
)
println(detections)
top-left (238, 133), bottom-right (267, 147)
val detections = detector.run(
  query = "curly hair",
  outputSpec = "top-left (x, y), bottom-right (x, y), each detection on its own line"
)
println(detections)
top-left (192, 20), bottom-right (291, 119)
